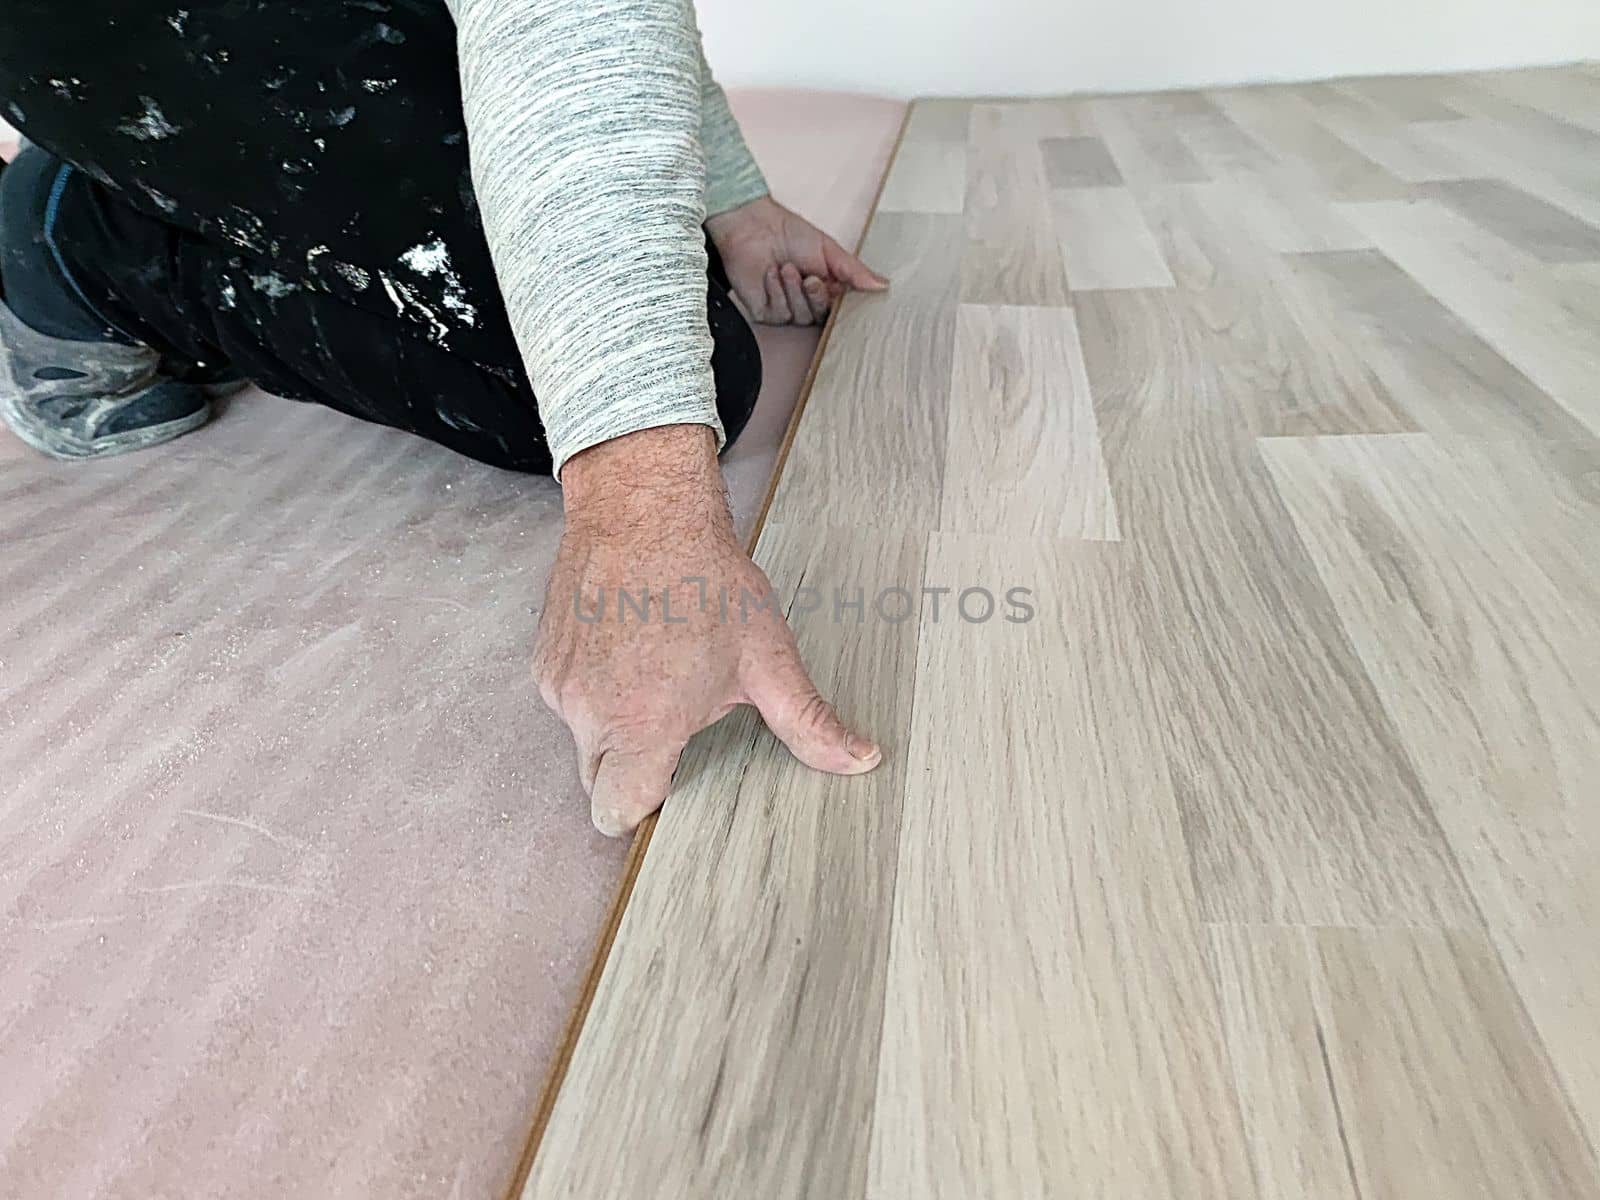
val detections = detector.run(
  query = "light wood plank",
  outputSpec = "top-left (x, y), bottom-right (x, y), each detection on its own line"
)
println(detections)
top-left (1477, 66), bottom-right (1600, 135)
top-left (1207, 926), bottom-right (1362, 1200)
top-left (1209, 88), bottom-right (1411, 201)
top-left (1314, 928), bottom-right (1600, 1200)
top-left (1076, 289), bottom-right (1473, 927)
top-left (960, 104), bottom-right (1071, 305)
top-left (1134, 184), bottom-right (1412, 436)
top-left (1420, 116), bottom-right (1600, 229)
top-left (1208, 170), bottom-right (1374, 254)
top-left (1284, 249), bottom-right (1596, 443)
top-left (1326, 75), bottom-right (1463, 123)
top-left (1048, 186), bottom-right (1176, 290)
top-left (1259, 432), bottom-right (1600, 1151)
top-left (1039, 135), bottom-right (1124, 187)
top-left (765, 213), bottom-right (962, 531)
top-left (874, 140), bottom-right (967, 214)
top-left (1338, 198), bottom-right (1600, 438)
top-left (1420, 177), bottom-right (1600, 262)
top-left (1310, 105), bottom-right (1476, 183)
top-left (868, 533), bottom-right (1254, 1199)
top-left (939, 304), bottom-right (1118, 538)
top-left (521, 522), bottom-right (927, 1200)
top-left (1092, 95), bottom-right (1211, 184)
top-left (876, 100), bottom-right (969, 214)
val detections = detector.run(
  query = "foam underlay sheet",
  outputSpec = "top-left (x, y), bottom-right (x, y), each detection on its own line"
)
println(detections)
top-left (0, 90), bottom-right (905, 1198)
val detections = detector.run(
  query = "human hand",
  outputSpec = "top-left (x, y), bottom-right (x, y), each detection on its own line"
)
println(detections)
top-left (705, 195), bottom-right (888, 326)
top-left (535, 424), bottom-right (882, 836)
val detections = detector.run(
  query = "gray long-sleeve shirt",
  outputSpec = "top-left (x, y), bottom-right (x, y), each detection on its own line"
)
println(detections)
top-left (446, 0), bottom-right (768, 474)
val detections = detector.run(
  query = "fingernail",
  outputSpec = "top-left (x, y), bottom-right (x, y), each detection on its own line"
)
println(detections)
top-left (847, 733), bottom-right (881, 763)
top-left (592, 808), bottom-right (628, 838)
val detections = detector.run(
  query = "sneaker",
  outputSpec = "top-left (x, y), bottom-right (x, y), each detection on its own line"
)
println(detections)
top-left (0, 294), bottom-right (213, 460)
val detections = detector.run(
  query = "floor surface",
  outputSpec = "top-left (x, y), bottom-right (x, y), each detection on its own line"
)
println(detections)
top-left (0, 91), bottom-right (904, 1199)
top-left (522, 65), bottom-right (1600, 1199)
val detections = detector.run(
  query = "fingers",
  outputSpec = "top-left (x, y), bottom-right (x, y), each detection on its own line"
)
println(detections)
top-left (589, 743), bottom-right (685, 838)
top-left (779, 263), bottom-right (816, 325)
top-left (743, 639), bottom-right (882, 777)
top-left (822, 237), bottom-right (890, 291)
top-left (802, 275), bottom-right (831, 318)
top-left (763, 265), bottom-right (792, 323)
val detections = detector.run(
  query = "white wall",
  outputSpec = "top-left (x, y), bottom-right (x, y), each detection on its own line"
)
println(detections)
top-left (699, 0), bottom-right (1600, 98)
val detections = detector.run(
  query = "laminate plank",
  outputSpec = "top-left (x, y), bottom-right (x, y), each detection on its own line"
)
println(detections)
top-left (1314, 928), bottom-right (1600, 1199)
top-left (1436, 79), bottom-right (1600, 189)
top-left (1327, 75), bottom-right (1463, 122)
top-left (1472, 67), bottom-right (1600, 137)
top-left (867, 533), bottom-right (1253, 1199)
top-left (939, 304), bottom-right (1119, 539)
top-left (1206, 926), bottom-right (1362, 1200)
top-left (1208, 170), bottom-right (1373, 254)
top-left (875, 104), bottom-right (966, 214)
top-left (1092, 95), bottom-right (1211, 184)
top-left (1048, 186), bottom-right (1176, 290)
top-left (520, 522), bottom-right (927, 1200)
top-left (1020, 96), bottom-right (1100, 137)
top-left (764, 212), bottom-right (962, 531)
top-left (960, 104), bottom-right (1071, 305)
top-left (1208, 88), bottom-right (1411, 201)
top-left (1309, 106), bottom-right (1476, 183)
top-left (1173, 104), bottom-right (1281, 174)
top-left (1419, 116), bottom-right (1600, 230)
top-left (1337, 198), bottom-right (1600, 438)
top-left (1284, 249), bottom-right (1596, 443)
top-left (1076, 289), bottom-right (1474, 927)
top-left (874, 141), bottom-right (967, 214)
top-left (1419, 178), bottom-right (1600, 262)
top-left (1039, 135), bottom-right (1124, 187)
top-left (1260, 432), bottom-right (1600, 1074)
top-left (1134, 184), bottom-right (1412, 436)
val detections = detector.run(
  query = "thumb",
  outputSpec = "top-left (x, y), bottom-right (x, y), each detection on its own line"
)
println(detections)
top-left (823, 237), bottom-right (889, 291)
top-left (589, 744), bottom-right (684, 838)
top-left (744, 644), bottom-right (882, 776)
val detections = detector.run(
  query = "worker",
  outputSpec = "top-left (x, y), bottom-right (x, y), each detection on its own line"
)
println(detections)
top-left (0, 0), bottom-right (887, 836)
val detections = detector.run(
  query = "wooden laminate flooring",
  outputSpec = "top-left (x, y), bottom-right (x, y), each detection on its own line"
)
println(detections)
top-left (517, 66), bottom-right (1600, 1199)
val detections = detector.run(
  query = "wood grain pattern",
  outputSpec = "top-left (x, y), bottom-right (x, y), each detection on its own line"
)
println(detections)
top-left (939, 304), bottom-right (1118, 538)
top-left (1314, 929), bottom-right (1600, 1199)
top-left (1133, 184), bottom-right (1412, 437)
top-left (1049, 186), bottom-right (1176, 290)
top-left (1338, 198), bottom-right (1600, 438)
top-left (524, 70), bottom-right (1600, 1200)
top-left (764, 213), bottom-right (961, 530)
top-left (868, 534), bottom-right (1253, 1198)
top-left (960, 104), bottom-right (1071, 305)
top-left (1206, 926), bottom-right (1362, 1200)
top-left (1207, 87), bottom-right (1411, 201)
top-left (1259, 432), bottom-right (1600, 1150)
top-left (1076, 288), bottom-right (1472, 927)
top-left (1420, 177), bottom-right (1600, 262)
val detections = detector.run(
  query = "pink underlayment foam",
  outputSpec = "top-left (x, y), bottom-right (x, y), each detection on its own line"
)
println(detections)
top-left (0, 91), bottom-right (905, 1199)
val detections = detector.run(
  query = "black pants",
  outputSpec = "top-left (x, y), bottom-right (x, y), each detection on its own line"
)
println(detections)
top-left (0, 2), bottom-right (761, 474)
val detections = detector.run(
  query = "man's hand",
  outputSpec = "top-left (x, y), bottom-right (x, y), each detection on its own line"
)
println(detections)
top-left (536, 425), bottom-right (882, 837)
top-left (706, 195), bottom-right (888, 326)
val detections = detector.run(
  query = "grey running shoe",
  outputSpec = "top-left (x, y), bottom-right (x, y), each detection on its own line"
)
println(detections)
top-left (0, 296), bottom-right (212, 460)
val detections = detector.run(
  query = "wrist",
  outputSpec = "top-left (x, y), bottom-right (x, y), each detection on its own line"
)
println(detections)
top-left (561, 424), bottom-right (733, 543)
